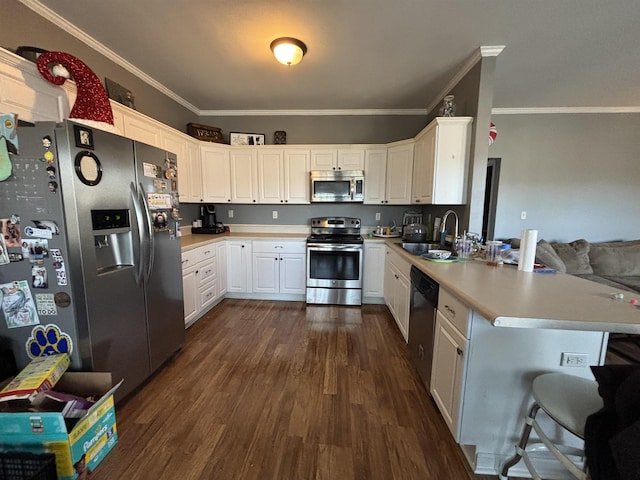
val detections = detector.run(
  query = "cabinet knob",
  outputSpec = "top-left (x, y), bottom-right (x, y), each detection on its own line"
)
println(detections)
top-left (456, 347), bottom-right (463, 356)
top-left (253, 200), bottom-right (256, 203)
top-left (280, 200), bottom-right (284, 203)
top-left (445, 305), bottom-right (456, 316)
top-left (285, 200), bottom-right (288, 203)
top-left (227, 199), bottom-right (231, 202)
top-left (241, 245), bottom-right (244, 248)
top-left (415, 199), bottom-right (420, 203)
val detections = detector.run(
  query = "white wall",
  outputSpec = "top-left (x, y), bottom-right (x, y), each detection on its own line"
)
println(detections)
top-left (489, 113), bottom-right (640, 242)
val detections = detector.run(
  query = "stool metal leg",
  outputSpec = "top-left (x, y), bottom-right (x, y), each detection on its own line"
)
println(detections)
top-left (500, 403), bottom-right (541, 480)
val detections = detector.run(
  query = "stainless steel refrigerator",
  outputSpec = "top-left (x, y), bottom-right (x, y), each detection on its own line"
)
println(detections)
top-left (0, 120), bottom-right (184, 400)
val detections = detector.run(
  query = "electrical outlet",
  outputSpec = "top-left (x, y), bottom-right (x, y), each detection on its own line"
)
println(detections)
top-left (521, 211), bottom-right (527, 220)
top-left (561, 352), bottom-right (588, 367)
top-left (228, 209), bottom-right (234, 218)
top-left (375, 212), bottom-right (381, 221)
top-left (272, 210), bottom-right (278, 219)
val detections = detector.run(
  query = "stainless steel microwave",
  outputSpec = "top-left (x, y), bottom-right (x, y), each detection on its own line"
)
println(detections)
top-left (310, 170), bottom-right (364, 203)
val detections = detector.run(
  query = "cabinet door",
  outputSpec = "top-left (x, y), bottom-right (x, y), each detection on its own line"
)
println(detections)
top-left (230, 149), bottom-right (258, 203)
top-left (363, 242), bottom-right (385, 297)
top-left (431, 118), bottom-right (472, 204)
top-left (123, 115), bottom-right (160, 147)
top-left (182, 266), bottom-right (198, 327)
top-left (337, 149), bottom-right (365, 170)
top-left (386, 143), bottom-right (414, 204)
top-left (258, 150), bottom-right (284, 204)
top-left (216, 241), bottom-right (227, 298)
top-left (383, 249), bottom-right (396, 315)
top-left (411, 130), bottom-right (435, 204)
top-left (363, 148), bottom-right (387, 204)
top-left (227, 241), bottom-right (252, 292)
top-left (201, 145), bottom-right (231, 203)
top-left (179, 140), bottom-right (203, 203)
top-left (396, 271), bottom-right (410, 342)
top-left (279, 253), bottom-right (306, 294)
top-left (310, 149), bottom-right (337, 170)
top-left (253, 252), bottom-right (280, 293)
top-left (431, 311), bottom-right (467, 439)
top-left (284, 149), bottom-right (310, 204)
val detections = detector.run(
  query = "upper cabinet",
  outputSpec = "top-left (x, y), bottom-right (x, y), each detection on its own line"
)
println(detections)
top-left (385, 142), bottom-right (414, 205)
top-left (310, 147), bottom-right (365, 171)
top-left (201, 144), bottom-right (231, 203)
top-left (363, 147), bottom-right (388, 204)
top-left (412, 117), bottom-right (473, 205)
top-left (230, 149), bottom-right (258, 203)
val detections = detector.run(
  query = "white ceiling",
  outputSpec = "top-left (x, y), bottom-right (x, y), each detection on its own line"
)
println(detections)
top-left (23, 0), bottom-right (640, 115)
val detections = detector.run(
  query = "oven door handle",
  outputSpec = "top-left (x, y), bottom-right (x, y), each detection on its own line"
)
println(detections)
top-left (307, 244), bottom-right (363, 251)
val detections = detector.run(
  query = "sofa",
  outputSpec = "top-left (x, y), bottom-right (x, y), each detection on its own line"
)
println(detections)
top-left (531, 238), bottom-right (640, 364)
top-left (534, 239), bottom-right (640, 295)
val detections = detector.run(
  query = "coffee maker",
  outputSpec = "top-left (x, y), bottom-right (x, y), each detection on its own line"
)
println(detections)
top-left (200, 204), bottom-right (216, 227)
top-left (192, 204), bottom-right (226, 234)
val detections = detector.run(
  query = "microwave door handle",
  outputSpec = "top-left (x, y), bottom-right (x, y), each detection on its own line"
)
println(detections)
top-left (350, 178), bottom-right (355, 200)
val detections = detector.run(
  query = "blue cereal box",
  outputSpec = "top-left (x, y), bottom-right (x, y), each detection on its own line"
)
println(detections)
top-left (0, 372), bottom-right (122, 480)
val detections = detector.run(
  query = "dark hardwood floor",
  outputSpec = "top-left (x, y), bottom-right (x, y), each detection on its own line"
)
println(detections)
top-left (93, 299), bottom-right (501, 480)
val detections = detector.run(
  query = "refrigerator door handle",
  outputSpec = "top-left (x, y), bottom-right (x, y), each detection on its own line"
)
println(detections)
top-left (138, 182), bottom-right (155, 282)
top-left (129, 182), bottom-right (145, 286)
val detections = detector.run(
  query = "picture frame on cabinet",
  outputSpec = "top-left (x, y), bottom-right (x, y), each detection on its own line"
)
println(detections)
top-left (229, 132), bottom-right (265, 146)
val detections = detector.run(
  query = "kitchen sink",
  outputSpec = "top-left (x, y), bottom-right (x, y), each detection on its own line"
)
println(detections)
top-left (397, 242), bottom-right (445, 256)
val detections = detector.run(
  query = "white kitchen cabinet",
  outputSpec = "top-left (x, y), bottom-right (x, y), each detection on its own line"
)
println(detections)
top-left (310, 147), bottom-right (364, 171)
top-left (181, 243), bottom-right (220, 328)
top-left (122, 114), bottom-right (161, 147)
top-left (201, 144), bottom-right (231, 204)
top-left (227, 240), bottom-right (252, 293)
top-left (252, 241), bottom-right (306, 295)
top-left (383, 247), bottom-right (411, 341)
top-left (176, 139), bottom-right (203, 203)
top-left (257, 149), bottom-right (310, 204)
top-left (431, 311), bottom-right (468, 438)
top-left (230, 149), bottom-right (258, 203)
top-left (363, 148), bottom-right (388, 204)
top-left (363, 241), bottom-right (385, 298)
top-left (216, 241), bottom-right (227, 298)
top-left (385, 142), bottom-right (414, 205)
top-left (412, 117), bottom-right (473, 205)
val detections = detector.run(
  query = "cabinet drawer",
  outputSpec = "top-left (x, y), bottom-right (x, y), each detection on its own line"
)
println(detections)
top-left (181, 249), bottom-right (199, 271)
top-left (198, 259), bottom-right (216, 286)
top-left (252, 240), bottom-right (306, 254)
top-left (438, 288), bottom-right (470, 337)
top-left (195, 244), bottom-right (216, 263)
top-left (200, 282), bottom-right (217, 309)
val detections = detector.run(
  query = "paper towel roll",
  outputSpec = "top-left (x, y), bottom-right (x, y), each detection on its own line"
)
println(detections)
top-left (518, 229), bottom-right (538, 272)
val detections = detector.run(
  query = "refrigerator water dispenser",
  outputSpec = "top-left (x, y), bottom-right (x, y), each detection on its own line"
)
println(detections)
top-left (91, 209), bottom-right (134, 274)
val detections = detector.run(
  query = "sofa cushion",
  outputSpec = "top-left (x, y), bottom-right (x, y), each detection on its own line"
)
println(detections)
top-left (589, 243), bottom-right (640, 276)
top-left (602, 276), bottom-right (640, 294)
top-left (552, 239), bottom-right (593, 275)
top-left (576, 274), bottom-right (639, 294)
top-left (535, 239), bottom-right (566, 272)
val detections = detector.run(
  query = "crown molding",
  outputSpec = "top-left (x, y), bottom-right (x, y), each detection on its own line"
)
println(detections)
top-left (491, 106), bottom-right (640, 114)
top-left (198, 108), bottom-right (427, 117)
top-left (426, 45), bottom-right (506, 115)
top-left (18, 0), bottom-right (200, 114)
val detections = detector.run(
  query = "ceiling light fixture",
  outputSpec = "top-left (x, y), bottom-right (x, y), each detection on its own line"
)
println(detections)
top-left (270, 37), bottom-right (307, 66)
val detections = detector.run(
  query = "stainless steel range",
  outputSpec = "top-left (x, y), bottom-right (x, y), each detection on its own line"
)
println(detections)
top-left (306, 217), bottom-right (364, 306)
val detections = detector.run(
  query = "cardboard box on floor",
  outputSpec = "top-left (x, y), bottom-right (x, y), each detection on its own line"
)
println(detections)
top-left (0, 371), bottom-right (122, 480)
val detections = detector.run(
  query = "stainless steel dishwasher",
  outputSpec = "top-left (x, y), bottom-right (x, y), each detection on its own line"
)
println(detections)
top-left (408, 265), bottom-right (439, 392)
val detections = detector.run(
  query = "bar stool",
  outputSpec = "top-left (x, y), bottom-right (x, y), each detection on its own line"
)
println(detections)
top-left (500, 372), bottom-right (603, 480)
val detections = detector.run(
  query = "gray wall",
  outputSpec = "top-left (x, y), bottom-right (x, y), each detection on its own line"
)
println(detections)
top-left (489, 113), bottom-right (640, 242)
top-left (197, 115), bottom-right (427, 145)
top-left (0, 0), bottom-right (197, 131)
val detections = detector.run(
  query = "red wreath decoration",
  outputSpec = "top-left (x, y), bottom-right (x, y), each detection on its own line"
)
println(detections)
top-left (489, 122), bottom-right (498, 145)
top-left (36, 51), bottom-right (116, 132)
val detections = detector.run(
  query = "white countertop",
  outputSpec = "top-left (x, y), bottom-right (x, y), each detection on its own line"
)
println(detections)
top-left (180, 232), bottom-right (308, 251)
top-left (386, 241), bottom-right (640, 334)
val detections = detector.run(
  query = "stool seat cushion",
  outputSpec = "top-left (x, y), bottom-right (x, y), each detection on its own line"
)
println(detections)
top-left (532, 373), bottom-right (603, 438)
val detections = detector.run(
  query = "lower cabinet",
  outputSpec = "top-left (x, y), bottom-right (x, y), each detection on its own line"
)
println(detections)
top-left (363, 241), bottom-right (385, 299)
top-left (252, 241), bottom-right (306, 296)
top-left (181, 243), bottom-right (222, 327)
top-left (383, 247), bottom-right (411, 342)
top-left (226, 240), bottom-right (253, 293)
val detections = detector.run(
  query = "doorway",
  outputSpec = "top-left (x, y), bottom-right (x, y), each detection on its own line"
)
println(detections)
top-left (482, 157), bottom-right (501, 241)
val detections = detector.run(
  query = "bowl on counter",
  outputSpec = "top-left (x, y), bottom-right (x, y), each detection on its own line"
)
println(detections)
top-left (426, 249), bottom-right (452, 260)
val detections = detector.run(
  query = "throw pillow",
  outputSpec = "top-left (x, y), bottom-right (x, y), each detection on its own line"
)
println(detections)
top-left (552, 239), bottom-right (593, 275)
top-left (535, 239), bottom-right (566, 272)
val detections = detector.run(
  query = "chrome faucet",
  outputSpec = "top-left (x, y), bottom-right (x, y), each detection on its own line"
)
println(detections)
top-left (440, 209), bottom-right (459, 249)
